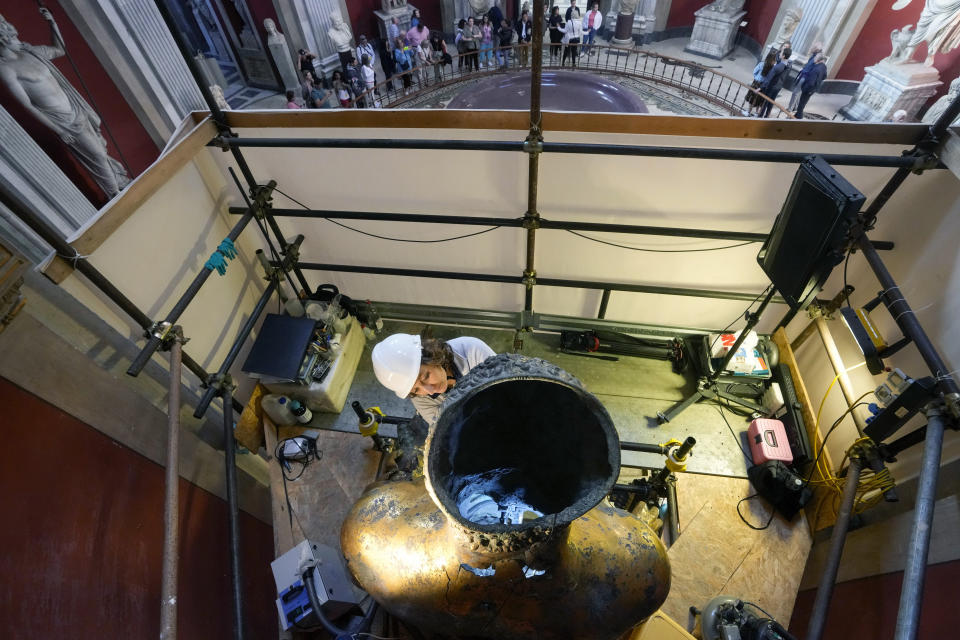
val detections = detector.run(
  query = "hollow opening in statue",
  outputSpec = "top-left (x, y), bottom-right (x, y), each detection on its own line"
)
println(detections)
top-left (431, 380), bottom-right (616, 529)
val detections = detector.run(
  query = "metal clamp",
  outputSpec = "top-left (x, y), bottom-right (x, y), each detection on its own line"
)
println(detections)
top-left (206, 372), bottom-right (237, 393)
top-left (147, 322), bottom-right (189, 349)
top-left (211, 132), bottom-right (237, 152)
top-left (522, 211), bottom-right (541, 230)
top-left (523, 133), bottom-right (543, 155)
top-left (522, 269), bottom-right (537, 288)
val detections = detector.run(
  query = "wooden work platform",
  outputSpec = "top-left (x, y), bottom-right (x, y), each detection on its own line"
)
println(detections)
top-left (258, 324), bottom-right (818, 636)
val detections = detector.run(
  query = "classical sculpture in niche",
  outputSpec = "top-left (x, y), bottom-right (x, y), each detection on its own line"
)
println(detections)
top-left (327, 12), bottom-right (354, 53)
top-left (884, 25), bottom-right (919, 64)
top-left (893, 0), bottom-right (960, 66)
top-left (922, 76), bottom-right (960, 123)
top-left (0, 9), bottom-right (129, 199)
top-left (772, 6), bottom-right (803, 49)
top-left (618, 0), bottom-right (640, 15)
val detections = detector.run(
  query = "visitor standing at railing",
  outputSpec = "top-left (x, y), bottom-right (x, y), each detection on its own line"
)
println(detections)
top-left (789, 42), bottom-right (823, 111)
top-left (393, 37), bottom-right (413, 94)
top-left (387, 17), bottom-right (400, 51)
top-left (331, 70), bottom-right (351, 107)
top-left (516, 10), bottom-right (532, 68)
top-left (410, 9), bottom-right (421, 28)
top-left (356, 35), bottom-right (376, 73)
top-left (795, 53), bottom-right (827, 119)
top-left (582, 2), bottom-right (602, 57)
top-left (346, 56), bottom-right (366, 108)
top-left (361, 54), bottom-right (380, 107)
top-left (565, 0), bottom-right (580, 22)
top-left (429, 31), bottom-right (450, 82)
top-left (462, 16), bottom-right (481, 72)
top-left (549, 6), bottom-right (564, 62)
top-left (496, 19), bottom-right (515, 68)
top-left (415, 40), bottom-right (431, 85)
top-left (759, 49), bottom-right (791, 118)
top-left (745, 52), bottom-right (775, 117)
top-left (408, 21), bottom-right (430, 50)
top-left (562, 6), bottom-right (583, 67)
top-left (456, 19), bottom-right (465, 71)
top-left (480, 16), bottom-right (494, 68)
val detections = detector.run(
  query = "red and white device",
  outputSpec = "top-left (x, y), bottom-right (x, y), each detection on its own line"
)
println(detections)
top-left (748, 418), bottom-right (793, 465)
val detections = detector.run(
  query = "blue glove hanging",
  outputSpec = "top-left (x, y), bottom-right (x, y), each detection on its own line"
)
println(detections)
top-left (204, 251), bottom-right (228, 275)
top-left (218, 238), bottom-right (237, 260)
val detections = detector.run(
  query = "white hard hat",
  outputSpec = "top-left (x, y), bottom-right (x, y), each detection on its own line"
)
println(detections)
top-left (372, 333), bottom-right (422, 398)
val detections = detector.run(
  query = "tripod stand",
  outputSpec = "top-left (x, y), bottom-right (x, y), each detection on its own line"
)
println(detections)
top-left (657, 286), bottom-right (776, 424)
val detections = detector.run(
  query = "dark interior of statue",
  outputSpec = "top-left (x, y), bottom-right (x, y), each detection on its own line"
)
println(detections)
top-left (432, 380), bottom-right (617, 523)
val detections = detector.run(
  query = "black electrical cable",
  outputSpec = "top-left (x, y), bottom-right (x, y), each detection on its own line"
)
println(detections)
top-left (742, 600), bottom-right (778, 621)
top-left (843, 247), bottom-right (854, 309)
top-left (715, 405), bottom-right (753, 463)
top-left (275, 437), bottom-right (322, 534)
top-left (804, 402), bottom-right (871, 485)
top-left (304, 567), bottom-right (379, 638)
top-left (708, 284), bottom-right (774, 354)
top-left (737, 494), bottom-right (776, 530)
top-left (272, 187), bottom-right (502, 243)
top-left (566, 229), bottom-right (756, 253)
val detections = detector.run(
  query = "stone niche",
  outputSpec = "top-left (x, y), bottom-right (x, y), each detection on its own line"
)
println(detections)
top-left (840, 62), bottom-right (942, 122)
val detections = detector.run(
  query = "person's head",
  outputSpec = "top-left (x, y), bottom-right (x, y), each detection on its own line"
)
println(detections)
top-left (522, 10), bottom-right (530, 21)
top-left (413, 9), bottom-right (421, 18)
top-left (810, 41), bottom-right (823, 55)
top-left (359, 34), bottom-right (368, 46)
top-left (551, 6), bottom-right (559, 17)
top-left (0, 15), bottom-right (22, 53)
top-left (349, 55), bottom-right (358, 66)
top-left (362, 53), bottom-right (371, 66)
top-left (458, 18), bottom-right (466, 29)
top-left (570, 0), bottom-right (576, 6)
top-left (302, 70), bottom-right (314, 82)
top-left (782, 47), bottom-right (792, 61)
top-left (591, 1), bottom-right (599, 9)
top-left (502, 19), bottom-right (510, 29)
top-left (395, 36), bottom-right (405, 48)
top-left (467, 16), bottom-right (474, 26)
top-left (372, 334), bottom-right (456, 398)
top-left (285, 90), bottom-right (295, 101)
top-left (416, 22), bottom-right (425, 32)
top-left (482, 15), bottom-right (489, 24)
top-left (332, 69), bottom-right (342, 81)
top-left (814, 52), bottom-right (826, 64)
top-left (891, 109), bottom-right (908, 122)
top-left (392, 16), bottom-right (399, 25)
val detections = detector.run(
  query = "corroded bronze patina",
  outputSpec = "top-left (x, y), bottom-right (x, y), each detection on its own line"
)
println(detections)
top-left (341, 354), bottom-right (670, 639)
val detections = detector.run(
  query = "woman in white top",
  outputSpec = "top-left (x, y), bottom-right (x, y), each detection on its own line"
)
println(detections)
top-left (372, 333), bottom-right (496, 428)
top-left (561, 6), bottom-right (583, 67)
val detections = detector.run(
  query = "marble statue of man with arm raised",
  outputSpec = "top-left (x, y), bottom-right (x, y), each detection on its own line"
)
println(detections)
top-left (0, 9), bottom-right (129, 198)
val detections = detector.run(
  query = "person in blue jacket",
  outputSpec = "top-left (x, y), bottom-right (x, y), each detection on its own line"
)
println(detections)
top-left (759, 49), bottom-right (791, 118)
top-left (795, 54), bottom-right (828, 119)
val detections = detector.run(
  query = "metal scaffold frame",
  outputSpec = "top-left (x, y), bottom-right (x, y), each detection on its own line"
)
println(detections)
top-left (2, 1), bottom-right (959, 638)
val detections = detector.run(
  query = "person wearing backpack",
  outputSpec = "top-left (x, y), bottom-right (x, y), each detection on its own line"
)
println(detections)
top-left (758, 48), bottom-right (791, 118)
top-left (795, 53), bottom-right (827, 119)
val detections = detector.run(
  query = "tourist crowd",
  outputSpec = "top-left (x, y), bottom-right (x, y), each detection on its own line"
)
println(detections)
top-left (745, 41), bottom-right (828, 119)
top-left (287, 1), bottom-right (603, 109)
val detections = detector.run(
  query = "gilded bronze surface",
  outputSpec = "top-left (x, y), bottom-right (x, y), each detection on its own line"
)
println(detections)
top-left (340, 354), bottom-right (671, 639)
top-left (341, 478), bottom-right (671, 640)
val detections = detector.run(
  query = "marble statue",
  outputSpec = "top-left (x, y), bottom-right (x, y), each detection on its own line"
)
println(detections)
top-left (468, 0), bottom-right (492, 17)
top-left (0, 9), bottom-right (129, 198)
top-left (772, 6), bottom-right (803, 49)
top-left (618, 0), bottom-right (640, 14)
top-left (922, 76), bottom-right (960, 124)
top-left (883, 25), bottom-right (918, 64)
top-left (893, 0), bottom-right (960, 66)
top-left (264, 18), bottom-right (299, 91)
top-left (328, 11), bottom-right (354, 70)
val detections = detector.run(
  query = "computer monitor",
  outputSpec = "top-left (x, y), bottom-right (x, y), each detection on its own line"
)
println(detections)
top-left (757, 156), bottom-right (866, 311)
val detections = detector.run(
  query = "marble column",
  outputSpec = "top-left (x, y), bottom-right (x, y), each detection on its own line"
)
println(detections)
top-left (58, 0), bottom-right (206, 146)
top-left (0, 105), bottom-right (98, 264)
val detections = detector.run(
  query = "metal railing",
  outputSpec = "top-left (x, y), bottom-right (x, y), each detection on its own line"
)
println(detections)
top-left (348, 42), bottom-right (793, 118)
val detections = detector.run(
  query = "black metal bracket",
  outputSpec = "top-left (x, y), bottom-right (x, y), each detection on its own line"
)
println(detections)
top-left (206, 372), bottom-right (237, 394)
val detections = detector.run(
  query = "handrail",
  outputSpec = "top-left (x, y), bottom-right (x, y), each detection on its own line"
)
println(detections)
top-left (345, 42), bottom-right (793, 118)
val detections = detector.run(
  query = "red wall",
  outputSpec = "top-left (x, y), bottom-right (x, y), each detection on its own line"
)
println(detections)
top-left (789, 560), bottom-right (960, 639)
top-left (742, 0), bottom-right (780, 49)
top-left (835, 0), bottom-right (960, 99)
top-left (665, 0), bottom-right (703, 29)
top-left (0, 2), bottom-right (158, 199)
top-left (0, 378), bottom-right (277, 640)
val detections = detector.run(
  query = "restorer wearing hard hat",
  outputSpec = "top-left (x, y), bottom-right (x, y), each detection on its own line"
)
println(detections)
top-left (372, 333), bottom-right (496, 427)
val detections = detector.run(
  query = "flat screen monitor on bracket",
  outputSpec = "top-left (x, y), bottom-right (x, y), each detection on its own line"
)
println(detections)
top-left (757, 156), bottom-right (866, 311)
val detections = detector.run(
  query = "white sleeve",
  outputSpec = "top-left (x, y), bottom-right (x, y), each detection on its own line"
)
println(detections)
top-left (448, 336), bottom-right (496, 371)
